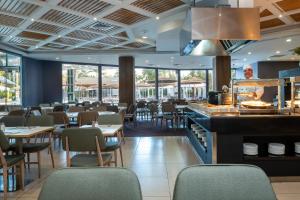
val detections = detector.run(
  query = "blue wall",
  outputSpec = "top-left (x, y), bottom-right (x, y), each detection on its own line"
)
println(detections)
top-left (22, 57), bottom-right (62, 106)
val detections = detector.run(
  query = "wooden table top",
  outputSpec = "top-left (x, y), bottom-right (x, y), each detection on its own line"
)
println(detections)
top-left (4, 126), bottom-right (54, 138)
top-left (80, 124), bottom-right (122, 137)
top-left (67, 111), bottom-right (116, 118)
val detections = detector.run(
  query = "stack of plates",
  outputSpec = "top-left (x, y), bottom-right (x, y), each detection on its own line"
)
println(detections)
top-left (295, 142), bottom-right (300, 154)
top-left (268, 143), bottom-right (285, 155)
top-left (243, 143), bottom-right (258, 156)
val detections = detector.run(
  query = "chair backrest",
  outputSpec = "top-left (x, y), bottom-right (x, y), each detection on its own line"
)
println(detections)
top-left (77, 111), bottom-right (98, 126)
top-left (148, 103), bottom-right (158, 114)
top-left (53, 105), bottom-right (64, 112)
top-left (47, 112), bottom-right (69, 125)
top-left (0, 116), bottom-right (25, 127)
top-left (92, 101), bottom-right (101, 107)
top-left (62, 128), bottom-right (105, 151)
top-left (0, 105), bottom-right (7, 112)
top-left (136, 101), bottom-right (146, 108)
top-left (39, 103), bottom-right (51, 107)
top-left (68, 106), bottom-right (85, 112)
top-left (8, 109), bottom-right (25, 116)
top-left (26, 115), bottom-right (54, 126)
top-left (92, 106), bottom-right (107, 112)
top-left (173, 165), bottom-right (277, 200)
top-left (106, 105), bottom-right (119, 113)
top-left (38, 168), bottom-right (143, 200)
top-left (98, 114), bottom-right (122, 125)
top-left (0, 130), bottom-right (10, 152)
top-left (162, 102), bottom-right (175, 113)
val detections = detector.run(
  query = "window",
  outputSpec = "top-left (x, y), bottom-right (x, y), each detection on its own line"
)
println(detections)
top-left (102, 66), bottom-right (119, 104)
top-left (62, 64), bottom-right (99, 103)
top-left (180, 70), bottom-right (207, 100)
top-left (208, 70), bottom-right (213, 92)
top-left (135, 68), bottom-right (156, 101)
top-left (0, 51), bottom-right (21, 105)
top-left (158, 69), bottom-right (178, 101)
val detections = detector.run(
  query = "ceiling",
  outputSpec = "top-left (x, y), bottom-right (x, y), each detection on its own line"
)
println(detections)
top-left (0, 0), bottom-right (299, 68)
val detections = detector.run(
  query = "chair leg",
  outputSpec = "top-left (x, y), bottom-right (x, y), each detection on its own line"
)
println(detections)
top-left (26, 153), bottom-right (30, 170)
top-left (49, 146), bottom-right (55, 169)
top-left (37, 151), bottom-right (41, 178)
top-left (114, 150), bottom-right (118, 167)
top-left (3, 166), bottom-right (7, 200)
top-left (119, 146), bottom-right (124, 167)
top-left (19, 160), bottom-right (24, 190)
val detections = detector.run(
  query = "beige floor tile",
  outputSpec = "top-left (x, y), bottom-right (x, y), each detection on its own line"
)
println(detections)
top-left (139, 177), bottom-right (170, 197)
top-left (277, 194), bottom-right (300, 200)
top-left (272, 182), bottom-right (300, 194)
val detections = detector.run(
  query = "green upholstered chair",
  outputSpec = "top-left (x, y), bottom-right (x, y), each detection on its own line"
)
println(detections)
top-left (47, 112), bottom-right (69, 147)
top-left (77, 111), bottom-right (98, 126)
top-left (38, 168), bottom-right (142, 200)
top-left (8, 109), bottom-right (25, 116)
top-left (97, 114), bottom-right (124, 167)
top-left (0, 130), bottom-right (24, 200)
top-left (62, 128), bottom-right (112, 167)
top-left (12, 115), bottom-right (55, 178)
top-left (0, 116), bottom-right (26, 127)
top-left (173, 165), bottom-right (277, 200)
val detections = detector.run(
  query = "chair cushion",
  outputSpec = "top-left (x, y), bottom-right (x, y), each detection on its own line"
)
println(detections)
top-left (10, 142), bottom-right (50, 153)
top-left (103, 140), bottom-right (121, 152)
top-left (71, 153), bottom-right (112, 167)
top-left (4, 154), bottom-right (24, 167)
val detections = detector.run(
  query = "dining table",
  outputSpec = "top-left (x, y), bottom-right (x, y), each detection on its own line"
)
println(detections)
top-left (80, 124), bottom-right (123, 137)
top-left (4, 126), bottom-right (54, 190)
top-left (67, 111), bottom-right (116, 119)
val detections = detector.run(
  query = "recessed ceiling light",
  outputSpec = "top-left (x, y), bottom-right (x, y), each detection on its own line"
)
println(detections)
top-left (170, 57), bottom-right (174, 59)
top-left (142, 36), bottom-right (148, 39)
top-left (276, 50), bottom-right (281, 54)
top-left (9, 35), bottom-right (12, 38)
top-left (248, 52), bottom-right (252, 55)
top-left (88, 57), bottom-right (91, 60)
top-left (145, 60), bottom-right (149, 64)
top-left (279, 14), bottom-right (283, 18)
top-left (267, 58), bottom-right (271, 61)
top-left (286, 38), bottom-right (292, 42)
top-left (55, 57), bottom-right (59, 60)
top-left (243, 58), bottom-right (247, 61)
top-left (58, 35), bottom-right (61, 38)
top-left (93, 17), bottom-right (97, 21)
top-left (35, 45), bottom-right (38, 48)
top-left (31, 18), bottom-right (35, 22)
top-left (156, 16), bottom-right (160, 20)
top-left (75, 46), bottom-right (78, 48)
top-left (218, 13), bottom-right (222, 17)
top-left (291, 57), bottom-right (295, 60)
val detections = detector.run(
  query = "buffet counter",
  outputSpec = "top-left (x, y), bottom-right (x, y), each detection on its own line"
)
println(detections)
top-left (186, 103), bottom-right (300, 176)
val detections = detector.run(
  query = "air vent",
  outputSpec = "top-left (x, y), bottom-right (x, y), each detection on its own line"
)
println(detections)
top-left (220, 40), bottom-right (252, 53)
top-left (92, 22), bottom-right (113, 31)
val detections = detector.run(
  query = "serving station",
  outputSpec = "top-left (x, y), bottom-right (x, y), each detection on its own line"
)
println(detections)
top-left (185, 77), bottom-right (300, 176)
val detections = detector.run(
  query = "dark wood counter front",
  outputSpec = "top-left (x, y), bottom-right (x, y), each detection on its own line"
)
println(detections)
top-left (186, 106), bottom-right (300, 176)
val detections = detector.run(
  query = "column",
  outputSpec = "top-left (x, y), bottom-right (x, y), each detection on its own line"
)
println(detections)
top-left (213, 56), bottom-right (231, 91)
top-left (119, 56), bottom-right (135, 106)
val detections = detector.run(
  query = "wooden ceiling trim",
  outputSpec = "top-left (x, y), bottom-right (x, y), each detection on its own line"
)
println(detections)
top-left (290, 13), bottom-right (300, 22)
top-left (40, 9), bottom-right (87, 26)
top-left (97, 36), bottom-right (127, 45)
top-left (114, 31), bottom-right (128, 38)
top-left (276, 0), bottom-right (300, 12)
top-left (125, 42), bottom-right (148, 48)
top-left (104, 8), bottom-right (149, 25)
top-left (17, 31), bottom-right (50, 40)
top-left (66, 30), bottom-right (101, 40)
top-left (27, 21), bottom-right (65, 34)
top-left (131, 0), bottom-right (184, 14)
top-left (53, 37), bottom-right (82, 45)
top-left (0, 0), bottom-right (40, 16)
top-left (260, 9), bottom-right (273, 17)
top-left (0, 13), bottom-right (24, 27)
top-left (8, 37), bottom-right (39, 46)
top-left (0, 25), bottom-right (14, 35)
top-left (260, 18), bottom-right (285, 29)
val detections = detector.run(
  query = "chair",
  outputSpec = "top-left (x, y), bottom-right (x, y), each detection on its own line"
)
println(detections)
top-left (30, 106), bottom-right (42, 116)
top-left (136, 100), bottom-right (147, 120)
top-left (68, 106), bottom-right (85, 112)
top-left (8, 109), bottom-right (25, 116)
top-left (62, 128), bottom-right (112, 167)
top-left (20, 116), bottom-right (55, 178)
top-left (161, 102), bottom-right (176, 128)
top-left (92, 105), bottom-right (107, 112)
top-left (0, 116), bottom-right (26, 127)
top-left (38, 168), bottom-right (142, 200)
top-left (77, 111), bottom-right (98, 126)
top-left (148, 103), bottom-right (162, 127)
top-left (53, 105), bottom-right (64, 112)
top-left (39, 103), bottom-right (51, 107)
top-left (124, 104), bottom-right (136, 127)
top-left (0, 130), bottom-right (25, 200)
top-left (106, 105), bottom-right (119, 113)
top-left (0, 105), bottom-right (7, 112)
top-left (47, 112), bottom-right (70, 147)
top-left (92, 101), bottom-right (101, 107)
top-left (173, 165), bottom-right (277, 200)
top-left (98, 114), bottom-right (124, 166)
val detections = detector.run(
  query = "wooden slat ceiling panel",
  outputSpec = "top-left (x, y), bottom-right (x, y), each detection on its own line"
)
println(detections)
top-left (83, 43), bottom-right (106, 49)
top-left (0, 0), bottom-right (39, 16)
top-left (104, 8), bottom-right (149, 25)
top-left (260, 18), bottom-right (285, 29)
top-left (17, 31), bottom-right (50, 40)
top-left (53, 37), bottom-right (82, 45)
top-left (0, 13), bottom-right (23, 26)
top-left (276, 0), bottom-right (300, 12)
top-left (97, 36), bottom-right (126, 45)
top-left (131, 0), bottom-right (184, 14)
top-left (27, 21), bottom-right (65, 34)
top-left (8, 37), bottom-right (39, 45)
top-left (290, 13), bottom-right (300, 22)
top-left (260, 9), bottom-right (273, 17)
top-left (16, 45), bottom-right (29, 49)
top-left (58, 0), bottom-right (111, 15)
top-left (114, 31), bottom-right (128, 38)
top-left (40, 9), bottom-right (87, 26)
top-left (125, 42), bottom-right (148, 48)
top-left (0, 25), bottom-right (14, 35)
top-left (44, 43), bottom-right (67, 49)
top-left (66, 30), bottom-right (101, 40)
top-left (82, 21), bottom-right (120, 34)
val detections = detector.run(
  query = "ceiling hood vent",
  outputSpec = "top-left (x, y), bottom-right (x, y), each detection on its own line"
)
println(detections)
top-left (180, 6), bottom-right (261, 56)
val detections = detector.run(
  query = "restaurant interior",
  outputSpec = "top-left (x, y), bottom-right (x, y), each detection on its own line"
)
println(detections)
top-left (0, 0), bottom-right (300, 199)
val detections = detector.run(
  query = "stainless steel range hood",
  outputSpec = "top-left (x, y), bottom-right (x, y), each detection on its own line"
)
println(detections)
top-left (180, 6), bottom-right (261, 56)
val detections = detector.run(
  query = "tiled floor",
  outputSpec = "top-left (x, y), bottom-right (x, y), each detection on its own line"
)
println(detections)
top-left (2, 136), bottom-right (300, 200)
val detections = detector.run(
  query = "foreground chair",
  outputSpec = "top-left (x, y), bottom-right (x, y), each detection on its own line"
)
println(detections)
top-left (38, 168), bottom-right (142, 200)
top-left (0, 116), bottom-right (26, 127)
top-left (62, 128), bottom-right (112, 167)
top-left (0, 130), bottom-right (24, 200)
top-left (173, 165), bottom-right (276, 200)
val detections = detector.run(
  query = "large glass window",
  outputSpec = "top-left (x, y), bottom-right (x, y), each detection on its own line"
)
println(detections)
top-left (0, 51), bottom-right (21, 105)
top-left (180, 70), bottom-right (207, 100)
top-left (102, 66), bottom-right (119, 104)
top-left (158, 69), bottom-right (178, 101)
top-left (135, 68), bottom-right (156, 101)
top-left (208, 70), bottom-right (213, 92)
top-left (62, 64), bottom-right (99, 103)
